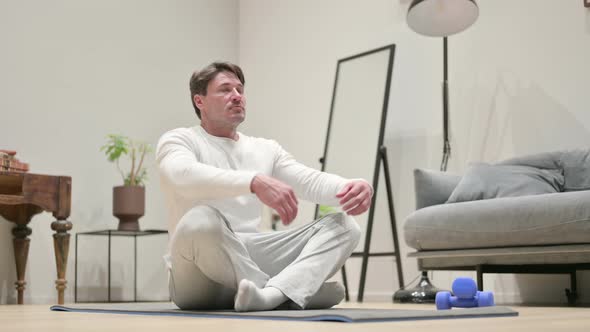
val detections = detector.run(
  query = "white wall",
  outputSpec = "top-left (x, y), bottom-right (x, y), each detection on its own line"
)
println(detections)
top-left (239, 0), bottom-right (590, 304)
top-left (2, 0), bottom-right (588, 306)
top-left (0, 0), bottom-right (238, 304)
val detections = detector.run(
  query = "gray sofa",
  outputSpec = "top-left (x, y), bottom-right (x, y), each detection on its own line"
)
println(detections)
top-left (403, 150), bottom-right (590, 304)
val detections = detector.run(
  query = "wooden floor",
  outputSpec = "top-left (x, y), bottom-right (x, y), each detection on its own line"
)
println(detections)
top-left (2, 302), bottom-right (589, 332)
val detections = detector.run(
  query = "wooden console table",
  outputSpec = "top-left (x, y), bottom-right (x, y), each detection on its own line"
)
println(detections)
top-left (0, 171), bottom-right (72, 304)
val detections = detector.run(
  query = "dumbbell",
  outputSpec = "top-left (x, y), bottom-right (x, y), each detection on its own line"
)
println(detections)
top-left (435, 277), bottom-right (495, 310)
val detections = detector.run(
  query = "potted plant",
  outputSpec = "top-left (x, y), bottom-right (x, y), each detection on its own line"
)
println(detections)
top-left (101, 135), bottom-right (151, 231)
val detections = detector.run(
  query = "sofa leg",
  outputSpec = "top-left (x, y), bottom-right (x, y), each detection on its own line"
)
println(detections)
top-left (476, 265), bottom-right (484, 291)
top-left (565, 270), bottom-right (578, 306)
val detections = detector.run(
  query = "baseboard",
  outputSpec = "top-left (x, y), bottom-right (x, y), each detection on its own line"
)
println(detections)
top-left (1, 295), bottom-right (66, 305)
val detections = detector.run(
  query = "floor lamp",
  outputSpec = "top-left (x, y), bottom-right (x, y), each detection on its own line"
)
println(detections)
top-left (393, 0), bottom-right (479, 303)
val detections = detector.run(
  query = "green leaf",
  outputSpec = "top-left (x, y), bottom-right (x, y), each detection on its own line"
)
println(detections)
top-left (101, 134), bottom-right (151, 186)
top-left (318, 205), bottom-right (338, 218)
top-left (101, 134), bottom-right (130, 162)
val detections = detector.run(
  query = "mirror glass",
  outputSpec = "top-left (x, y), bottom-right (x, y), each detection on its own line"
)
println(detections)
top-left (320, 46), bottom-right (395, 229)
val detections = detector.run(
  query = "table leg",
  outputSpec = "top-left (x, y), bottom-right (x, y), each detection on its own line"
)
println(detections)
top-left (108, 231), bottom-right (111, 302)
top-left (51, 219), bottom-right (73, 304)
top-left (12, 224), bottom-right (32, 305)
top-left (134, 235), bottom-right (137, 302)
top-left (75, 233), bottom-right (78, 303)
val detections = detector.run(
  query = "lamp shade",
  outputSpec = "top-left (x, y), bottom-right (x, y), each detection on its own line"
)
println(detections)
top-left (407, 0), bottom-right (479, 37)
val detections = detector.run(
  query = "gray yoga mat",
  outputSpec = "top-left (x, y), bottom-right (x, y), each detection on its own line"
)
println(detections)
top-left (51, 302), bottom-right (518, 323)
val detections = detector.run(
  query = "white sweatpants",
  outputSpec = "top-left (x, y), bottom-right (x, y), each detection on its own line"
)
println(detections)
top-left (167, 205), bottom-right (361, 310)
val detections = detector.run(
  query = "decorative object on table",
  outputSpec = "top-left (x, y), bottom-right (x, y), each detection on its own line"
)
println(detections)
top-left (394, 0), bottom-right (479, 304)
top-left (435, 277), bottom-right (494, 310)
top-left (101, 135), bottom-right (151, 231)
top-left (0, 149), bottom-right (29, 173)
top-left (317, 44), bottom-right (403, 302)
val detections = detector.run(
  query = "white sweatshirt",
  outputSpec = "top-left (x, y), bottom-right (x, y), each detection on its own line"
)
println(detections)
top-left (156, 125), bottom-right (360, 236)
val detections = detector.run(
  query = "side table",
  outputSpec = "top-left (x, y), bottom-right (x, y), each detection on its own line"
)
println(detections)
top-left (75, 229), bottom-right (168, 303)
top-left (0, 171), bottom-right (72, 305)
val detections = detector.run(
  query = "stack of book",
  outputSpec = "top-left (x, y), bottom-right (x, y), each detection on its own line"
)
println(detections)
top-left (0, 150), bottom-right (29, 173)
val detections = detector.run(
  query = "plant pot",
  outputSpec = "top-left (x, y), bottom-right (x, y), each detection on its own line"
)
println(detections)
top-left (113, 185), bottom-right (145, 231)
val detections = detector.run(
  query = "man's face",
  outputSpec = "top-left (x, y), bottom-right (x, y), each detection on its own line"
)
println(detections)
top-left (196, 71), bottom-right (246, 128)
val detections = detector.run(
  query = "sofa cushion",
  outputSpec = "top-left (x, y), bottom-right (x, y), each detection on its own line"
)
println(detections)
top-left (414, 168), bottom-right (462, 209)
top-left (446, 163), bottom-right (564, 203)
top-left (498, 149), bottom-right (590, 191)
top-left (404, 190), bottom-right (590, 250)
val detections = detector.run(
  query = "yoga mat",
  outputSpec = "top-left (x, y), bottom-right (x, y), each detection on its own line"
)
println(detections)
top-left (51, 302), bottom-right (518, 323)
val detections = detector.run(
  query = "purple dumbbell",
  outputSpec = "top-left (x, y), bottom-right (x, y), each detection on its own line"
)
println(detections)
top-left (435, 277), bottom-right (495, 310)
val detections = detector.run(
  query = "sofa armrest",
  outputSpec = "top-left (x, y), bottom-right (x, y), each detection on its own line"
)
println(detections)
top-left (414, 168), bottom-right (462, 209)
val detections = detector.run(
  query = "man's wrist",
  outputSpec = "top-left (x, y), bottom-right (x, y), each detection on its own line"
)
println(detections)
top-left (350, 178), bottom-right (374, 196)
top-left (250, 175), bottom-right (258, 193)
top-left (250, 173), bottom-right (263, 193)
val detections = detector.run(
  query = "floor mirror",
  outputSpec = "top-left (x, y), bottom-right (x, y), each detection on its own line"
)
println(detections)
top-left (317, 44), bottom-right (404, 302)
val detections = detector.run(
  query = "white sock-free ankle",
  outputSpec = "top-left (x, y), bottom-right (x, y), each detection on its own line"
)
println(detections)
top-left (234, 279), bottom-right (288, 312)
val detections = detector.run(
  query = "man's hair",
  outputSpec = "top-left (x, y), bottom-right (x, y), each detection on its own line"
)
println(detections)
top-left (189, 62), bottom-right (245, 119)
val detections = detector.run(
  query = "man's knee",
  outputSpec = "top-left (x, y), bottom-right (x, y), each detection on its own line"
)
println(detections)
top-left (177, 206), bottom-right (226, 237)
top-left (323, 212), bottom-right (361, 245)
top-left (172, 206), bottom-right (228, 258)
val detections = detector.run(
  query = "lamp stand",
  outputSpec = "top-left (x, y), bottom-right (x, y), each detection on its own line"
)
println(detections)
top-left (393, 271), bottom-right (445, 303)
top-left (441, 36), bottom-right (450, 171)
top-left (393, 37), bottom-right (450, 303)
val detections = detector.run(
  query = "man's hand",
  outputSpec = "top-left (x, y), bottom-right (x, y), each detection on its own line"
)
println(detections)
top-left (336, 180), bottom-right (372, 216)
top-left (250, 174), bottom-right (298, 225)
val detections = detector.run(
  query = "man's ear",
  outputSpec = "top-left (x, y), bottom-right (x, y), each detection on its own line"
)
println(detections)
top-left (194, 95), bottom-right (205, 111)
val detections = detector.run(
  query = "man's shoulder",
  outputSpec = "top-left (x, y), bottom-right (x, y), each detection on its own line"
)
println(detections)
top-left (156, 127), bottom-right (200, 154)
top-left (158, 127), bottom-right (198, 142)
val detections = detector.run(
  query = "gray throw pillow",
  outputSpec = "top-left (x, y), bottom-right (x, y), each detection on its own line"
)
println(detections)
top-left (497, 149), bottom-right (590, 191)
top-left (563, 166), bottom-right (590, 191)
top-left (556, 150), bottom-right (590, 191)
top-left (414, 168), bottom-right (462, 209)
top-left (446, 163), bottom-right (565, 203)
